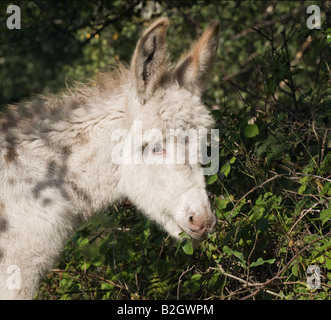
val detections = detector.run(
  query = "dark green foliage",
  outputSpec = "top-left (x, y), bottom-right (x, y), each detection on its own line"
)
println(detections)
top-left (1, 1), bottom-right (330, 300)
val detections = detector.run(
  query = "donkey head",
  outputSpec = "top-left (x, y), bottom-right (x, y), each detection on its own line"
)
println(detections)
top-left (118, 18), bottom-right (219, 240)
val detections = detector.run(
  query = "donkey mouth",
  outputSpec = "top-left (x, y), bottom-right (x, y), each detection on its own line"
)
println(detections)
top-left (180, 217), bottom-right (216, 240)
top-left (188, 226), bottom-right (208, 239)
top-left (186, 225), bottom-right (214, 240)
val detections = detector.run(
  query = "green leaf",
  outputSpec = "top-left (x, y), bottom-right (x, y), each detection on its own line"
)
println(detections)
top-left (291, 260), bottom-right (299, 277)
top-left (190, 281), bottom-right (200, 293)
top-left (220, 163), bottom-right (231, 177)
top-left (207, 174), bottom-right (218, 185)
top-left (80, 261), bottom-right (91, 271)
top-left (215, 198), bottom-right (230, 210)
top-left (101, 282), bottom-right (114, 290)
top-left (223, 245), bottom-right (246, 267)
top-left (242, 124), bottom-right (259, 138)
top-left (250, 257), bottom-right (276, 267)
top-left (249, 207), bottom-right (265, 223)
top-left (191, 274), bottom-right (202, 281)
top-left (59, 278), bottom-right (68, 287)
top-left (320, 208), bottom-right (331, 226)
top-left (229, 156), bottom-right (236, 164)
top-left (182, 240), bottom-right (194, 255)
top-left (326, 253), bottom-right (331, 270)
top-left (298, 184), bottom-right (306, 194)
top-left (91, 256), bottom-right (103, 267)
top-left (179, 231), bottom-right (191, 240)
top-left (76, 237), bottom-right (89, 247)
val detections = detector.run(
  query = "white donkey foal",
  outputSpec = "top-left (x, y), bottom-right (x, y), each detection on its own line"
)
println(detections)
top-left (0, 18), bottom-right (219, 299)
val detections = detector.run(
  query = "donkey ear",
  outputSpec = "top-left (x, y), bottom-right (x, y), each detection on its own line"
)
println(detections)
top-left (173, 21), bottom-right (219, 96)
top-left (131, 18), bottom-right (169, 104)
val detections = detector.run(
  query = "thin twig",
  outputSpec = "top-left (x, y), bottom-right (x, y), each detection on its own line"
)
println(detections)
top-left (208, 265), bottom-right (281, 299)
top-left (177, 265), bottom-right (195, 300)
top-left (293, 172), bottom-right (331, 183)
top-left (320, 128), bottom-right (329, 165)
top-left (281, 30), bottom-right (298, 110)
top-left (287, 201), bottom-right (322, 235)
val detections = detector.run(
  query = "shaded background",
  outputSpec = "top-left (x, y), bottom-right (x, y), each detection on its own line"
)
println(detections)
top-left (0, 1), bottom-right (330, 299)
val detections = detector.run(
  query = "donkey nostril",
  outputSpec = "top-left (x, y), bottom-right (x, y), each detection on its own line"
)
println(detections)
top-left (188, 215), bottom-right (195, 227)
top-left (188, 214), bottom-right (205, 232)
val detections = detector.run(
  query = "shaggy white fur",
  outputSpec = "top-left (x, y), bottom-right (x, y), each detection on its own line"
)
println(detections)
top-left (0, 18), bottom-right (219, 299)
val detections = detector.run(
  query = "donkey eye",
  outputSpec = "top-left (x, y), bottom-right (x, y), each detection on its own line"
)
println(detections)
top-left (152, 144), bottom-right (166, 155)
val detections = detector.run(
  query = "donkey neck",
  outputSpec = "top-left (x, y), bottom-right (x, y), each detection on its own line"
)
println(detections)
top-left (1, 74), bottom-right (130, 215)
top-left (0, 78), bottom-right (130, 299)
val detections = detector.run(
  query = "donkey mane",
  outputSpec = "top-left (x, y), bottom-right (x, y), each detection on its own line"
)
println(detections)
top-left (1, 63), bottom-right (129, 137)
top-left (0, 64), bottom-right (133, 170)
